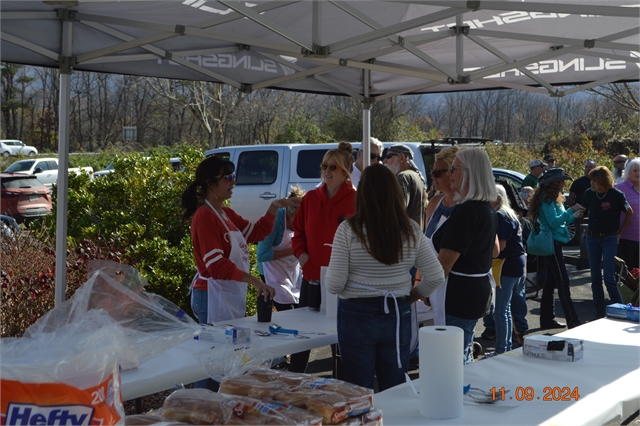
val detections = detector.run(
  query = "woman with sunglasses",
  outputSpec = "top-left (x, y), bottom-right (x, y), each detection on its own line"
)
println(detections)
top-left (421, 146), bottom-right (459, 325)
top-left (181, 155), bottom-right (298, 325)
top-left (291, 142), bottom-right (356, 372)
top-left (431, 148), bottom-right (499, 364)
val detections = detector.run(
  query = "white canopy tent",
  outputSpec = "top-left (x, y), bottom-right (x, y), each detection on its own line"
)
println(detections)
top-left (1, 0), bottom-right (639, 305)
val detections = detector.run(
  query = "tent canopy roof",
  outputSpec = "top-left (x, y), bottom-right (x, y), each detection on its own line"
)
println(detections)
top-left (2, 1), bottom-right (639, 98)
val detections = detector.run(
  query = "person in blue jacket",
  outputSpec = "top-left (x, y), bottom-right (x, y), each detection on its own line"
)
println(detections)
top-left (257, 186), bottom-right (306, 311)
top-left (528, 168), bottom-right (585, 330)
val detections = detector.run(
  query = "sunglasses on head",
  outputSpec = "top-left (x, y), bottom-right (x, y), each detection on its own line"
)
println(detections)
top-left (431, 169), bottom-right (449, 178)
top-left (370, 154), bottom-right (382, 161)
top-left (321, 163), bottom-right (339, 171)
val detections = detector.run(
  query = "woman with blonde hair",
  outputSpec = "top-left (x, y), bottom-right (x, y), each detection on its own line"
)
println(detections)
top-left (425, 146), bottom-right (459, 238)
top-left (257, 186), bottom-right (306, 311)
top-left (291, 142), bottom-right (356, 372)
top-left (490, 184), bottom-right (526, 353)
top-left (431, 148), bottom-right (498, 364)
top-left (528, 168), bottom-right (584, 329)
top-left (326, 164), bottom-right (444, 390)
top-left (583, 166), bottom-right (633, 319)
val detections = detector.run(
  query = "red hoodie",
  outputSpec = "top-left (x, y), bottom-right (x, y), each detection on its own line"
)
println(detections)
top-left (292, 182), bottom-right (356, 281)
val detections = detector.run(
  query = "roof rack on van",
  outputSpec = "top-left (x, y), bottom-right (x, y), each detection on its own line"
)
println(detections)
top-left (422, 137), bottom-right (493, 146)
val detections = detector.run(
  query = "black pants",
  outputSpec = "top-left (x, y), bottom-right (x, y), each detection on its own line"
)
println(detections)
top-left (540, 241), bottom-right (581, 328)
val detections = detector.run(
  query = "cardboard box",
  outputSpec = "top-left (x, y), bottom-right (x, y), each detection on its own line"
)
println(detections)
top-left (523, 335), bottom-right (584, 362)
top-left (606, 303), bottom-right (640, 322)
top-left (224, 326), bottom-right (251, 344)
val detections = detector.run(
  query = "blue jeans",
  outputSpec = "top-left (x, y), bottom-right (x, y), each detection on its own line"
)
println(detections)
top-left (191, 288), bottom-right (218, 391)
top-left (191, 288), bottom-right (208, 325)
top-left (338, 296), bottom-right (411, 391)
top-left (445, 315), bottom-right (477, 365)
top-left (511, 275), bottom-right (529, 333)
top-left (483, 276), bottom-right (528, 334)
top-left (586, 234), bottom-right (622, 318)
top-left (493, 276), bottom-right (521, 353)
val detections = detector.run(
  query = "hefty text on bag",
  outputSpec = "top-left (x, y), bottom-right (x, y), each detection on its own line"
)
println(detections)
top-left (1, 374), bottom-right (121, 426)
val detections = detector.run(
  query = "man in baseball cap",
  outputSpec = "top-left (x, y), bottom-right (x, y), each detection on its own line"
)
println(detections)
top-left (543, 154), bottom-right (556, 168)
top-left (383, 144), bottom-right (428, 231)
top-left (522, 159), bottom-right (546, 188)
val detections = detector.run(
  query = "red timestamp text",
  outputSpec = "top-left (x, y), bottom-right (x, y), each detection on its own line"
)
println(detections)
top-left (490, 386), bottom-right (580, 401)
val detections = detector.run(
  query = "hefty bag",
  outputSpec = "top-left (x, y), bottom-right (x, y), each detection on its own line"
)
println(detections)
top-left (1, 260), bottom-right (199, 425)
top-left (1, 311), bottom-right (126, 425)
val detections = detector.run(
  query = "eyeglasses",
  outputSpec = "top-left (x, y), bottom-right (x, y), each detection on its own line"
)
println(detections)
top-left (450, 165), bottom-right (466, 173)
top-left (223, 173), bottom-right (236, 182)
top-left (370, 154), bottom-right (382, 161)
top-left (431, 169), bottom-right (449, 178)
top-left (386, 152), bottom-right (398, 159)
top-left (321, 163), bottom-right (339, 171)
top-left (614, 160), bottom-right (626, 164)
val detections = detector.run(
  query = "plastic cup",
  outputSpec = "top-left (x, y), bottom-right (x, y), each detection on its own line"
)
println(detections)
top-left (257, 293), bottom-right (273, 322)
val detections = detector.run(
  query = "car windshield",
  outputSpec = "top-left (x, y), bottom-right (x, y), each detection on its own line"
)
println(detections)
top-left (4, 160), bottom-right (35, 173)
top-left (1, 177), bottom-right (45, 189)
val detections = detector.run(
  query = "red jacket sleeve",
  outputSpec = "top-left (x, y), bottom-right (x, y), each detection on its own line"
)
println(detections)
top-left (292, 195), bottom-right (308, 258)
top-left (224, 207), bottom-right (276, 244)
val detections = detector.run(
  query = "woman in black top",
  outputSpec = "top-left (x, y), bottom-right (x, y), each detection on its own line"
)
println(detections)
top-left (583, 166), bottom-right (633, 319)
top-left (431, 148), bottom-right (498, 364)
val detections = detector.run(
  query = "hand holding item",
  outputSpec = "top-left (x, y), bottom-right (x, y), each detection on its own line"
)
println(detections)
top-left (573, 210), bottom-right (584, 219)
top-left (244, 273), bottom-right (276, 301)
top-left (572, 203), bottom-right (586, 212)
top-left (268, 197), bottom-right (301, 215)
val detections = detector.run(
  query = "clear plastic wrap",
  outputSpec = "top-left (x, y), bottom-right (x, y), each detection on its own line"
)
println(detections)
top-left (1, 260), bottom-right (200, 426)
top-left (24, 260), bottom-right (199, 370)
top-left (195, 343), bottom-right (272, 382)
top-left (1, 310), bottom-right (127, 425)
top-left (161, 388), bottom-right (323, 425)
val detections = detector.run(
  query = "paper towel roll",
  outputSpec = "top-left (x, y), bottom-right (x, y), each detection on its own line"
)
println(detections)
top-left (419, 326), bottom-right (463, 419)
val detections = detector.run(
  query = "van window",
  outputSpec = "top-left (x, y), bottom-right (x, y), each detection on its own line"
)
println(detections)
top-left (211, 151), bottom-right (231, 160)
top-left (236, 150), bottom-right (278, 185)
top-left (297, 149), bottom-right (330, 179)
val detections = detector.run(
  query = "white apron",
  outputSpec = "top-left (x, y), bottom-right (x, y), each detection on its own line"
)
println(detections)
top-left (262, 213), bottom-right (301, 305)
top-left (345, 282), bottom-right (408, 369)
top-left (191, 200), bottom-right (250, 323)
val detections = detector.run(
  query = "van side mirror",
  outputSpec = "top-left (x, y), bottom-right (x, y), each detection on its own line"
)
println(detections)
top-left (34, 167), bottom-right (43, 174)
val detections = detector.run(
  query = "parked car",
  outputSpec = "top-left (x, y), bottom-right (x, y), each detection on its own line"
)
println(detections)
top-left (493, 168), bottom-right (526, 188)
top-left (94, 157), bottom-right (182, 177)
top-left (0, 214), bottom-right (21, 238)
top-left (4, 158), bottom-right (93, 188)
top-left (0, 140), bottom-right (37, 157)
top-left (0, 173), bottom-right (52, 221)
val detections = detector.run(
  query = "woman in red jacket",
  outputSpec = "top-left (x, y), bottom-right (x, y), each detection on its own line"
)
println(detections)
top-left (181, 155), bottom-right (297, 325)
top-left (291, 141), bottom-right (357, 372)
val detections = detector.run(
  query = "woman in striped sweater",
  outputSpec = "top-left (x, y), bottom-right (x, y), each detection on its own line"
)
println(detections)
top-left (326, 164), bottom-right (445, 391)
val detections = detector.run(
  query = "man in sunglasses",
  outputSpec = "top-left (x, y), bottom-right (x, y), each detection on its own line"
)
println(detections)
top-left (383, 144), bottom-right (428, 232)
top-left (351, 137), bottom-right (384, 188)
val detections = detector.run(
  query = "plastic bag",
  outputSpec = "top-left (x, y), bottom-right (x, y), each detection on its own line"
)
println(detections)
top-left (195, 343), bottom-right (273, 382)
top-left (1, 310), bottom-right (127, 425)
top-left (24, 260), bottom-right (199, 370)
top-left (1, 261), bottom-right (201, 425)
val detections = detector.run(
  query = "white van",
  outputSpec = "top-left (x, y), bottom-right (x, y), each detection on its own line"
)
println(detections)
top-left (204, 142), bottom-right (431, 223)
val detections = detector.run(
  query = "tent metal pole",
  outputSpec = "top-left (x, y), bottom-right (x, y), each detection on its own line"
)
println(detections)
top-left (362, 69), bottom-right (371, 169)
top-left (455, 15), bottom-right (463, 77)
top-left (55, 17), bottom-right (73, 307)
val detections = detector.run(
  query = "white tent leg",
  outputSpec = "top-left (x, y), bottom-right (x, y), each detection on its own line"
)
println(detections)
top-left (55, 17), bottom-right (73, 307)
top-left (362, 69), bottom-right (371, 168)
